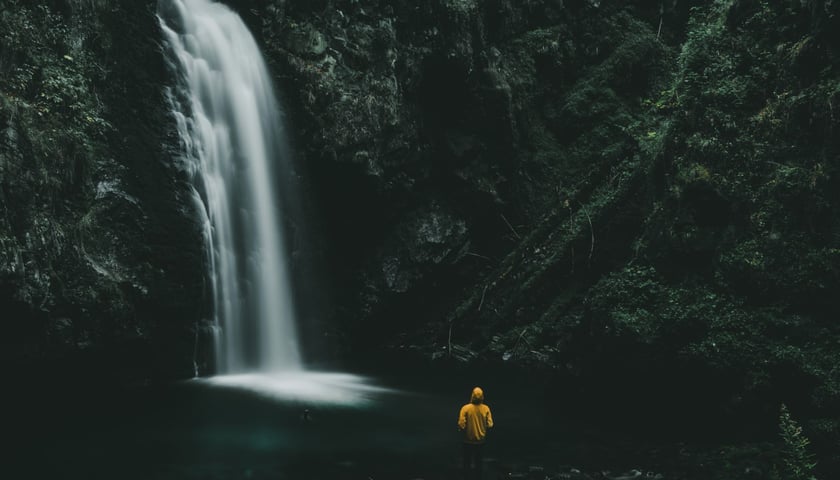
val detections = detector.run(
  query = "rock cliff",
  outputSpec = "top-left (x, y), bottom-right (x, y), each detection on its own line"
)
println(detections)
top-left (0, 1), bottom-right (203, 379)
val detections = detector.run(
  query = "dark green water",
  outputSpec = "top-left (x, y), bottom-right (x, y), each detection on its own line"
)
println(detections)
top-left (6, 367), bottom-right (663, 480)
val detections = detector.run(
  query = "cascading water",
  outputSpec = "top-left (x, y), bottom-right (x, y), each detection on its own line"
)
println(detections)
top-left (159, 0), bottom-right (301, 373)
top-left (159, 0), bottom-right (389, 405)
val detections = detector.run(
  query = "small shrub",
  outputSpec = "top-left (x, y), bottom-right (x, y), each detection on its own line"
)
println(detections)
top-left (776, 404), bottom-right (818, 480)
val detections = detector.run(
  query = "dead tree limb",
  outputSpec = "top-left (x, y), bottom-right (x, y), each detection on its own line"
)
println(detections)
top-left (500, 214), bottom-right (521, 240)
top-left (477, 284), bottom-right (489, 311)
top-left (448, 320), bottom-right (453, 357)
top-left (578, 201), bottom-right (595, 267)
top-left (465, 252), bottom-right (493, 262)
top-left (657, 2), bottom-right (664, 39)
top-left (512, 326), bottom-right (530, 356)
top-left (567, 200), bottom-right (575, 273)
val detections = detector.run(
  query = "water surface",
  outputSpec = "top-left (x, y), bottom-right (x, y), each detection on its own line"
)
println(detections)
top-left (10, 369), bottom-right (601, 479)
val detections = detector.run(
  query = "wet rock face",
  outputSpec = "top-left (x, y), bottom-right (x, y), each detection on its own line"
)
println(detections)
top-left (364, 203), bottom-right (467, 302)
top-left (247, 0), bottom-right (671, 345)
top-left (0, 1), bottom-right (203, 379)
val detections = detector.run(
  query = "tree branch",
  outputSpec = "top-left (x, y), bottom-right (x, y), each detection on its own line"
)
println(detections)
top-left (500, 214), bottom-right (521, 240)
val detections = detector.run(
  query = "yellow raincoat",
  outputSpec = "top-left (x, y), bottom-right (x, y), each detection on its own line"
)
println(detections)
top-left (458, 387), bottom-right (494, 444)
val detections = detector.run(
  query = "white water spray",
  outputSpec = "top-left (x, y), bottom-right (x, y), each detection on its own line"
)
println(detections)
top-left (160, 0), bottom-right (301, 373)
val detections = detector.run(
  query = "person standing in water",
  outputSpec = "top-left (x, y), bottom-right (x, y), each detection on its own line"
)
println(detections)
top-left (458, 386), bottom-right (494, 480)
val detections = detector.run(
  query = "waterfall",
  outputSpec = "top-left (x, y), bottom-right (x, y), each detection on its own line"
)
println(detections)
top-left (159, 0), bottom-right (302, 373)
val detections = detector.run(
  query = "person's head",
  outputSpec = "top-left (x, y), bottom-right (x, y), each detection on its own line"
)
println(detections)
top-left (470, 386), bottom-right (484, 404)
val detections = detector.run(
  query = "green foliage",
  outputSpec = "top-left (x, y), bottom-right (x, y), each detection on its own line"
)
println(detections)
top-left (1, 2), bottom-right (110, 122)
top-left (586, 262), bottom-right (840, 399)
top-left (504, 10), bottom-right (669, 217)
top-left (0, 1), bottom-right (112, 195)
top-left (776, 404), bottom-right (818, 480)
top-left (634, 0), bottom-right (840, 316)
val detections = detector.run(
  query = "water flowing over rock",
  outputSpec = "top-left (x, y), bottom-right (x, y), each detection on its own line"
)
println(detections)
top-left (160, 0), bottom-right (302, 372)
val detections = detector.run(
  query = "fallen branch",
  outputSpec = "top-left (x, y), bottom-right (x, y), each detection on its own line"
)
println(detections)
top-left (500, 214), bottom-right (521, 240)
top-left (465, 251), bottom-right (493, 262)
top-left (512, 326), bottom-right (531, 356)
top-left (567, 200), bottom-right (575, 273)
top-left (578, 201), bottom-right (595, 267)
top-left (477, 284), bottom-right (489, 311)
top-left (657, 2), bottom-right (664, 40)
top-left (447, 320), bottom-right (453, 358)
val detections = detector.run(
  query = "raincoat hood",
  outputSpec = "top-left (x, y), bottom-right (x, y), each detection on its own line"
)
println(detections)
top-left (470, 387), bottom-right (484, 404)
